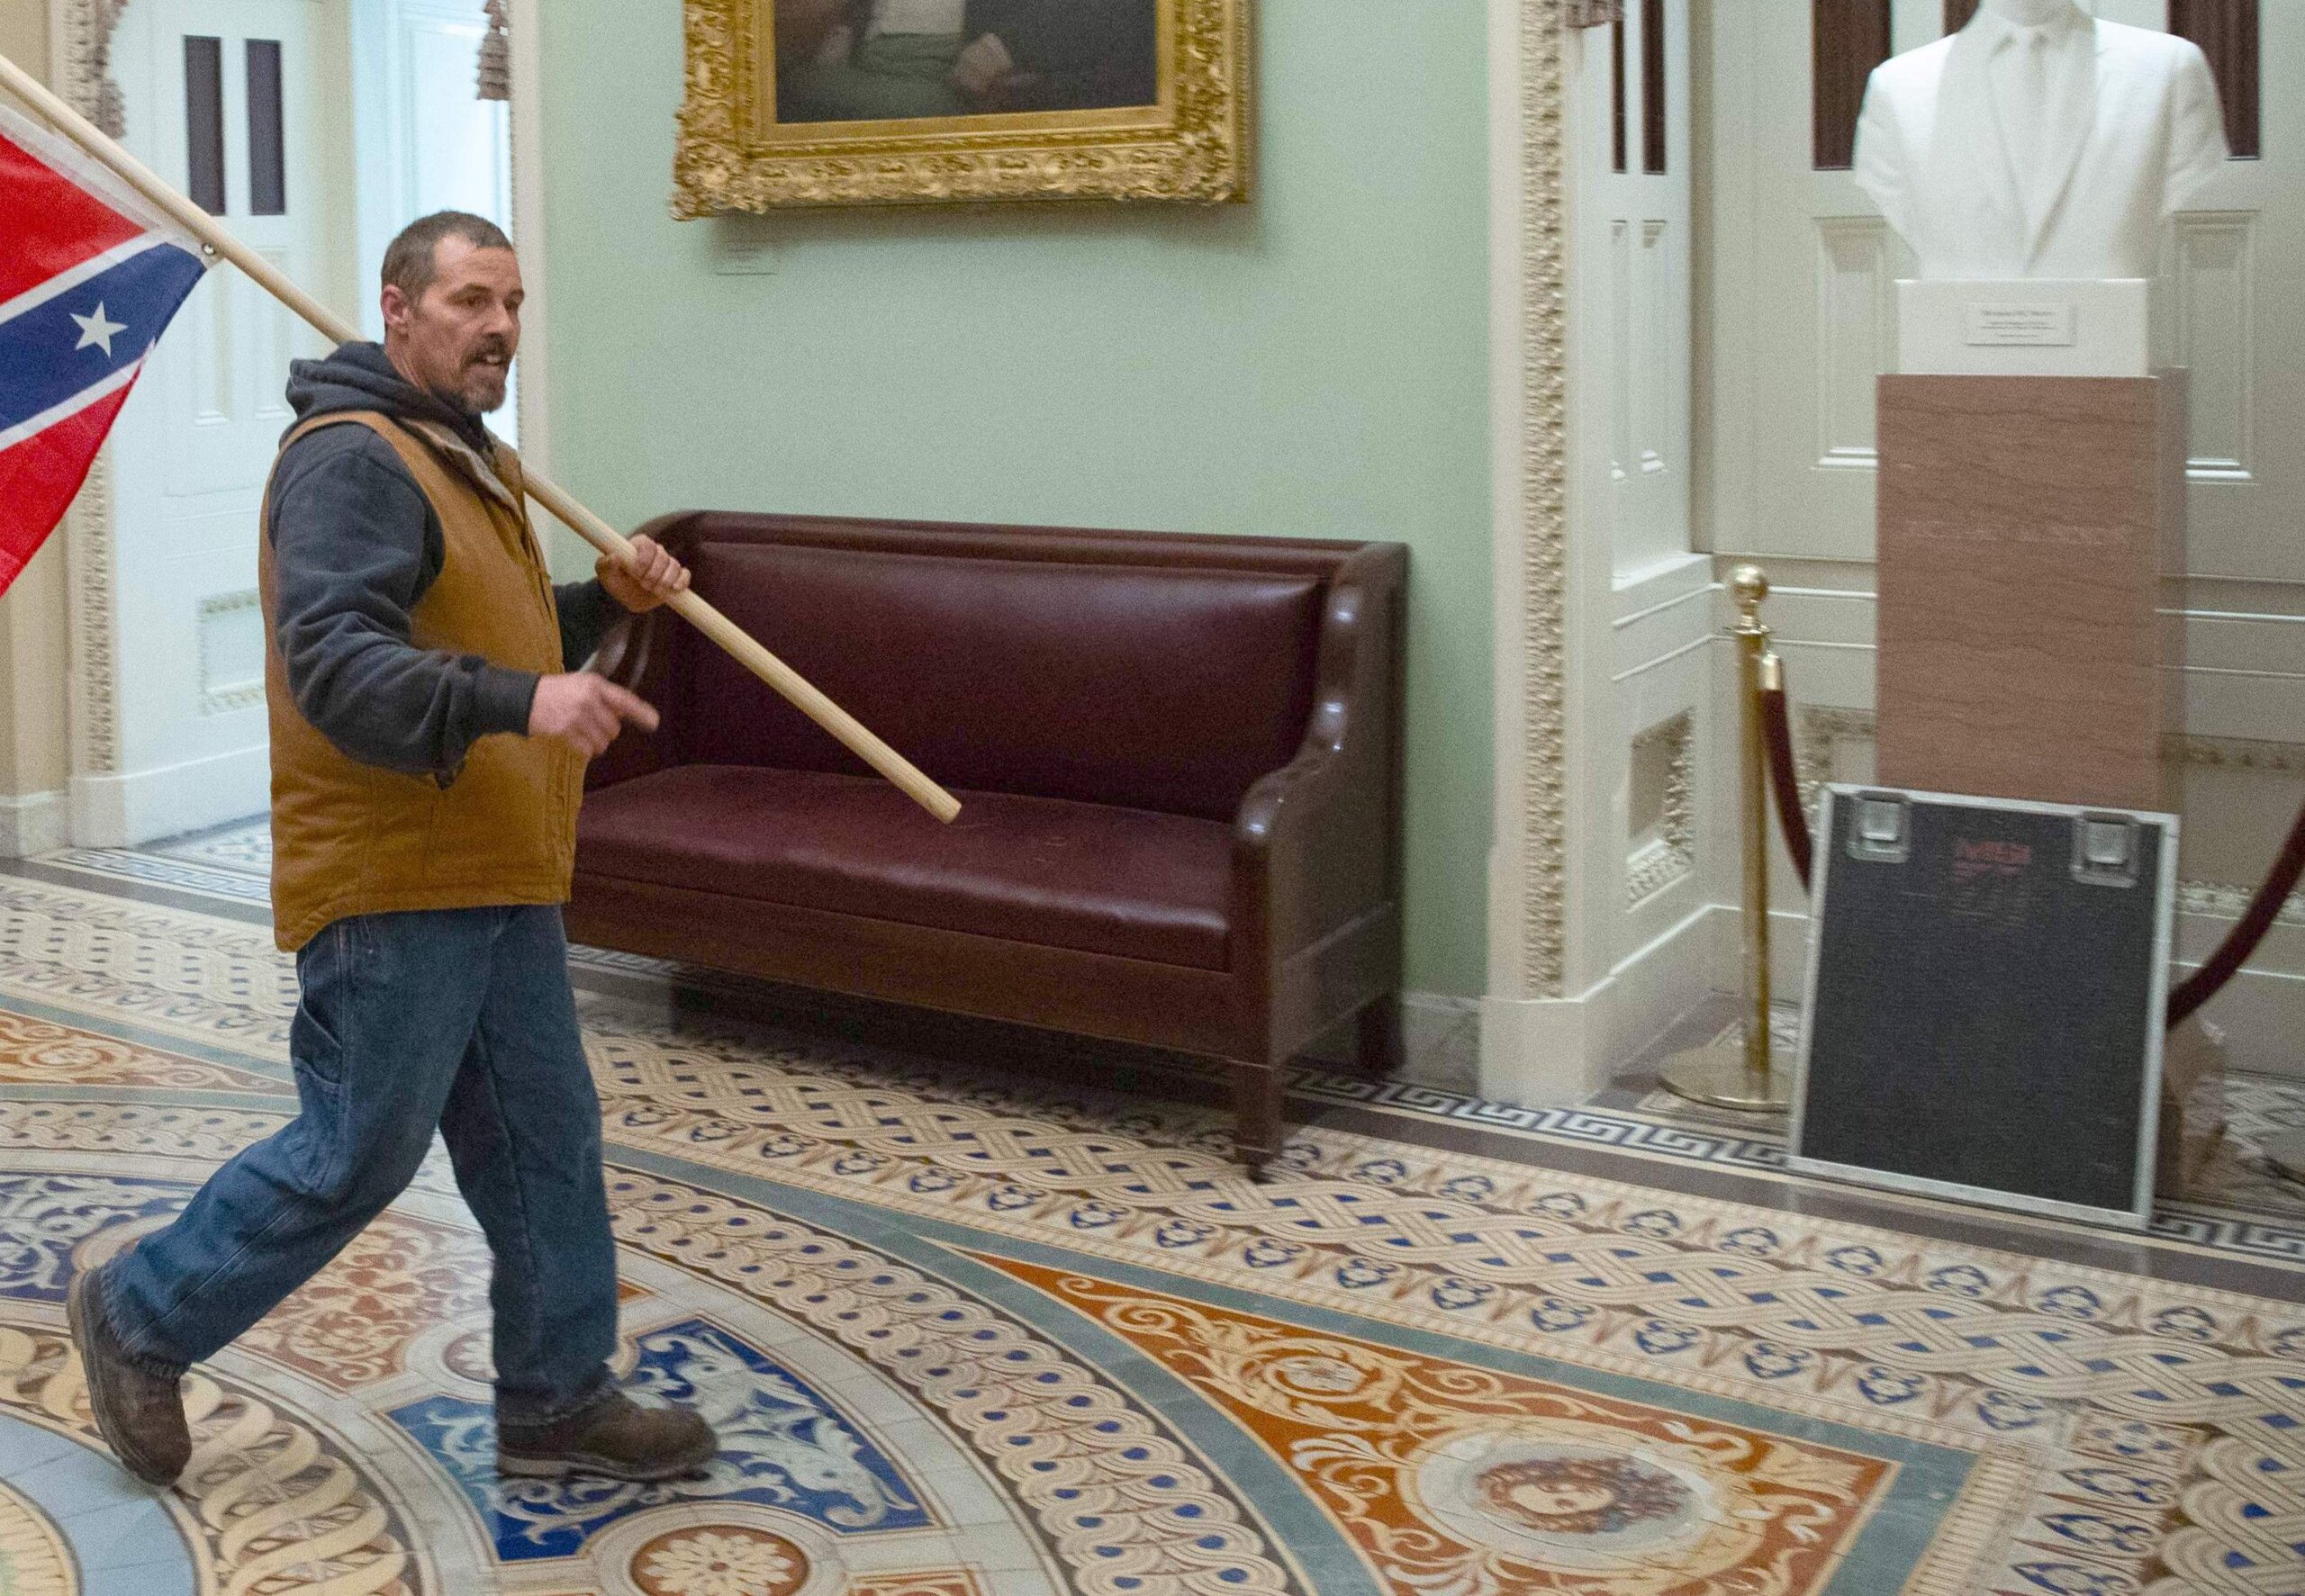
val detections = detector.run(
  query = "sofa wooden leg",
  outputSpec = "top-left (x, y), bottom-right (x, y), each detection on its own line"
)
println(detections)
top-left (1229, 1061), bottom-right (1288, 1179)
top-left (1357, 991), bottom-right (1405, 1076)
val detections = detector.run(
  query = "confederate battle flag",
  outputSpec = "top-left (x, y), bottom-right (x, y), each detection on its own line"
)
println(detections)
top-left (0, 104), bottom-right (207, 591)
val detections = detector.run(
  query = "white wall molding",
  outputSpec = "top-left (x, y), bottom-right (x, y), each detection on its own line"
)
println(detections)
top-left (508, 0), bottom-right (553, 486)
top-left (0, 791), bottom-right (68, 860)
top-left (53, 0), bottom-right (124, 806)
top-left (1485, 0), bottom-right (1574, 1027)
top-left (70, 744), bottom-right (270, 849)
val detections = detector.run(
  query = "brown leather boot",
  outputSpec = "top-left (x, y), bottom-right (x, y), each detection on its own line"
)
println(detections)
top-left (497, 1390), bottom-right (718, 1483)
top-left (67, 1267), bottom-right (191, 1488)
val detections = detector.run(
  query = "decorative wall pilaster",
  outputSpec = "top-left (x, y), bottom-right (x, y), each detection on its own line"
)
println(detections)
top-left (1515, 0), bottom-right (1572, 996)
top-left (56, 0), bottom-right (129, 782)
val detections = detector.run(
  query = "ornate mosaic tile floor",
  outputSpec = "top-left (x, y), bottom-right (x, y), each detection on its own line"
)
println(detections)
top-left (0, 832), bottom-right (2299, 1591)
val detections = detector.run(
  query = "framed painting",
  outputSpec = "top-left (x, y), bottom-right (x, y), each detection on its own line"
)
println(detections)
top-left (675, 0), bottom-right (1251, 212)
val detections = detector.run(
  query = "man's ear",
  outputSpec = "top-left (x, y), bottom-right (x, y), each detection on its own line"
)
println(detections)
top-left (380, 284), bottom-right (411, 333)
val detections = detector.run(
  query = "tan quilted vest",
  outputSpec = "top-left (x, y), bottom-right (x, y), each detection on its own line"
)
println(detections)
top-left (258, 411), bottom-right (581, 951)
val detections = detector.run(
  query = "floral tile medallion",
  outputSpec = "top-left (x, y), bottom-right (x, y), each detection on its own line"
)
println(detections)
top-left (391, 1319), bottom-right (932, 1563)
top-left (979, 1258), bottom-right (1917, 1596)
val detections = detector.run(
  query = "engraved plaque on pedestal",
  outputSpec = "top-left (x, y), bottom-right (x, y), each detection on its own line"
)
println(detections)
top-left (1876, 374), bottom-right (2185, 811)
top-left (1896, 279), bottom-right (2150, 378)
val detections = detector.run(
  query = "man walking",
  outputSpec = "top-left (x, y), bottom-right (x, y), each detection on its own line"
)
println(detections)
top-left (68, 212), bottom-right (717, 1488)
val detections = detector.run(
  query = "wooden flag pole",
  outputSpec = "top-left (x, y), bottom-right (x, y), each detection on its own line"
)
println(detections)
top-left (0, 51), bottom-right (963, 825)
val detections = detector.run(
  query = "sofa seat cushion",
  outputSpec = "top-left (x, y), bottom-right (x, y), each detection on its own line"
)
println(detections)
top-left (576, 766), bottom-right (1234, 970)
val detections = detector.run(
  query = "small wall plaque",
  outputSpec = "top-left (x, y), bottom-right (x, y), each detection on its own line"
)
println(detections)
top-left (1964, 302), bottom-right (2078, 347)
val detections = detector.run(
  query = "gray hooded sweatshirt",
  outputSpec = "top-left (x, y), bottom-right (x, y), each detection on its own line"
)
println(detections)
top-left (267, 342), bottom-right (624, 782)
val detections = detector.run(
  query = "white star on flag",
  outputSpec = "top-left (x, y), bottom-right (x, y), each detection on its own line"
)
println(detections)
top-left (71, 302), bottom-right (127, 356)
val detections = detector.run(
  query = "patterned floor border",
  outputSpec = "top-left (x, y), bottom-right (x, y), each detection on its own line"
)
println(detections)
top-left (25, 835), bottom-right (2305, 1276)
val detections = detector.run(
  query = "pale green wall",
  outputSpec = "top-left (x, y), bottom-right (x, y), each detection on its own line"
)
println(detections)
top-left (539, 1), bottom-right (1493, 996)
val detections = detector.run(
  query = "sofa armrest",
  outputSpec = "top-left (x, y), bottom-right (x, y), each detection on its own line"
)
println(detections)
top-left (584, 513), bottom-right (722, 793)
top-left (1232, 544), bottom-right (1407, 979)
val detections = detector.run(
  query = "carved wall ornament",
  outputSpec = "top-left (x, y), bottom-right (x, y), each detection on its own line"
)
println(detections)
top-left (478, 0), bottom-right (511, 102)
top-left (59, 0), bottom-right (133, 780)
top-left (58, 0), bottom-right (129, 138)
top-left (1627, 711), bottom-right (1695, 907)
top-left (674, 0), bottom-right (1249, 212)
top-left (1790, 706), bottom-right (1877, 823)
top-left (1518, 0), bottom-right (1571, 994)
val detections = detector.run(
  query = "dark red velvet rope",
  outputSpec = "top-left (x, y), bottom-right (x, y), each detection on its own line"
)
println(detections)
top-left (1759, 681), bottom-right (1814, 894)
top-left (2168, 792), bottom-right (2305, 1029)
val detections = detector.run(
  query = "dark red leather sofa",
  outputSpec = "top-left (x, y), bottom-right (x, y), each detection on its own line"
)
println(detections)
top-left (570, 512), bottom-right (1407, 1174)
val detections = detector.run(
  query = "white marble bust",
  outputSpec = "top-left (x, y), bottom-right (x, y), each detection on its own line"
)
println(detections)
top-left (1853, 0), bottom-right (2228, 281)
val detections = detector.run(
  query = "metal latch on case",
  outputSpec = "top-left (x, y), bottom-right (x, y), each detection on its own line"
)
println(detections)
top-left (1849, 791), bottom-right (1911, 864)
top-left (2073, 814), bottom-right (2140, 888)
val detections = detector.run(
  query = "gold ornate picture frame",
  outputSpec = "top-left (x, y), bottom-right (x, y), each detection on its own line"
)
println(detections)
top-left (675, 0), bottom-right (1250, 212)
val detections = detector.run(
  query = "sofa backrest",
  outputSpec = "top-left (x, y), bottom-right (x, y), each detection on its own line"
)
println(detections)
top-left (651, 517), bottom-right (1337, 823)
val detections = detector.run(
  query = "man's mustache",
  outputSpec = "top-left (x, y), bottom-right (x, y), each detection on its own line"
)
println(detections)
top-left (467, 339), bottom-right (511, 366)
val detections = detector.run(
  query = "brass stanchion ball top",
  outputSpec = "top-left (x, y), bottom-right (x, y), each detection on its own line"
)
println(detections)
top-left (1730, 564), bottom-right (1769, 622)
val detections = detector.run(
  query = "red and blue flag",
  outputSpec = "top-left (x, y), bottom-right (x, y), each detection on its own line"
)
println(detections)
top-left (0, 104), bottom-right (208, 591)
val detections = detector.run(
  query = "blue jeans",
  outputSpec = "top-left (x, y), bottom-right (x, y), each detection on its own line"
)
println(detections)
top-left (104, 905), bottom-right (618, 1427)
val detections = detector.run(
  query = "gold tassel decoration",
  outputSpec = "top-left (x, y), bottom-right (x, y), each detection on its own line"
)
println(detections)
top-left (477, 0), bottom-right (511, 102)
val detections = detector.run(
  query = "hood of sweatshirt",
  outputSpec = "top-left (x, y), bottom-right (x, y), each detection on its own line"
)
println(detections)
top-left (283, 341), bottom-right (495, 457)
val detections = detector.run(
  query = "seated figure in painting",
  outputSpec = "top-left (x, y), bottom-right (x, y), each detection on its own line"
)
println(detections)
top-left (961, 0), bottom-right (1159, 113)
top-left (777, 0), bottom-right (1158, 124)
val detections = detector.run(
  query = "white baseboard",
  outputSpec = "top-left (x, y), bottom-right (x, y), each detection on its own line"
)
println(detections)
top-left (0, 790), bottom-right (67, 859)
top-left (1477, 903), bottom-right (1722, 1109)
top-left (70, 744), bottom-right (268, 848)
top-left (1609, 904), bottom-right (1731, 1068)
top-left (1300, 990), bottom-right (1482, 1091)
top-left (1478, 985), bottom-right (1613, 1108)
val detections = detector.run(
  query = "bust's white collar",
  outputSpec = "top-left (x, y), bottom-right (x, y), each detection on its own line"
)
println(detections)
top-left (1964, 1), bottom-right (2090, 50)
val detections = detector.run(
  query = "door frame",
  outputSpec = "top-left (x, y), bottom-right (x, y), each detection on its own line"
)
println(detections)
top-left (44, 0), bottom-right (554, 825)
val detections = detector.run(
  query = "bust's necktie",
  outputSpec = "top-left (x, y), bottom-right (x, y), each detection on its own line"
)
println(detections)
top-left (2012, 28), bottom-right (2053, 219)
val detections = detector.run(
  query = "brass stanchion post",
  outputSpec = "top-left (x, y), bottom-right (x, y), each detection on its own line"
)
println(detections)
top-left (1662, 565), bottom-right (1793, 1113)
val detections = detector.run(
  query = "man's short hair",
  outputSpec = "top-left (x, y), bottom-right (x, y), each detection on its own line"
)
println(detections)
top-left (381, 212), bottom-right (513, 301)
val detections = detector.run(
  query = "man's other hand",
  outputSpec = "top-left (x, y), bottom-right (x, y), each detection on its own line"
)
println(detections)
top-left (529, 674), bottom-right (659, 758)
top-left (599, 534), bottom-right (692, 614)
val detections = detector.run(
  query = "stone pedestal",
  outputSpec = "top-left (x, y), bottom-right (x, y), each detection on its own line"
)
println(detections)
top-left (1876, 373), bottom-right (2186, 811)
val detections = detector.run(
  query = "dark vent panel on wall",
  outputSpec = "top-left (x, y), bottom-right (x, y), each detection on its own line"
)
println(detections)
top-left (1813, 1), bottom-right (1891, 171)
top-left (185, 35), bottom-right (225, 214)
top-left (1612, 15), bottom-right (1628, 173)
top-left (247, 40), bottom-right (285, 214)
top-left (2170, 0), bottom-right (2260, 158)
top-left (1641, 0), bottom-right (1668, 173)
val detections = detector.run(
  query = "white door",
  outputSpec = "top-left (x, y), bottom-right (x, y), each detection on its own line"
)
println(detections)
top-left (93, 0), bottom-right (355, 844)
top-left (350, 0), bottom-right (516, 438)
top-left (2158, 12), bottom-right (2301, 582)
top-left (1577, 0), bottom-right (1695, 582)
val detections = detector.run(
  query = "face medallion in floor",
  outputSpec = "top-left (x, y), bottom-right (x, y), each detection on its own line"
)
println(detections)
top-left (0, 860), bottom-right (2296, 1594)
